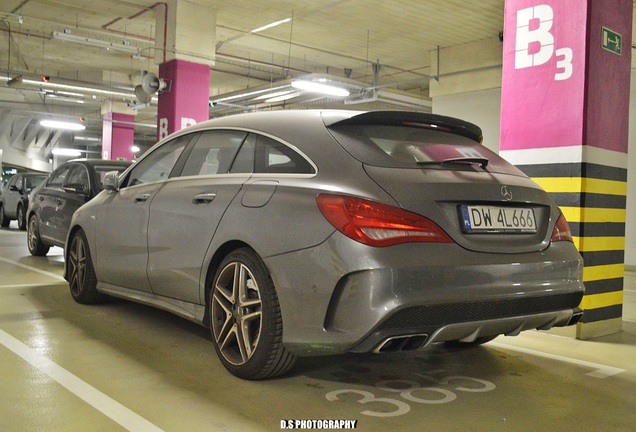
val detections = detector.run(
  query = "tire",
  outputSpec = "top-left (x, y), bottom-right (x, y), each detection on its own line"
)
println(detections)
top-left (27, 215), bottom-right (50, 256)
top-left (68, 229), bottom-right (104, 304)
top-left (17, 205), bottom-right (26, 231)
top-left (0, 205), bottom-right (9, 228)
top-left (210, 248), bottom-right (295, 380)
top-left (444, 335), bottom-right (497, 348)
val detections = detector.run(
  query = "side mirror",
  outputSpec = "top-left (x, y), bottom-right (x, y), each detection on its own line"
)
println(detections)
top-left (103, 171), bottom-right (120, 191)
top-left (8, 185), bottom-right (20, 192)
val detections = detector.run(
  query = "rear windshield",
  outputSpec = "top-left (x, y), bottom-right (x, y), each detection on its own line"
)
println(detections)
top-left (329, 125), bottom-right (523, 175)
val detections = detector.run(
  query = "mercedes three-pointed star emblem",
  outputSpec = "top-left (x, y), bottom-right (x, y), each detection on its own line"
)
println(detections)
top-left (501, 185), bottom-right (513, 201)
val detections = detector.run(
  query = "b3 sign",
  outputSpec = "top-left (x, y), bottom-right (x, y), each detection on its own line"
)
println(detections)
top-left (515, 5), bottom-right (573, 80)
top-left (500, 0), bottom-right (586, 151)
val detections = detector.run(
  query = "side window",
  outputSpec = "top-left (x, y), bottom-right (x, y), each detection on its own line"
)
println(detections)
top-left (47, 166), bottom-right (73, 188)
top-left (180, 130), bottom-right (248, 177)
top-left (126, 135), bottom-right (190, 187)
top-left (230, 133), bottom-right (256, 173)
top-left (254, 135), bottom-right (315, 174)
top-left (64, 165), bottom-right (90, 194)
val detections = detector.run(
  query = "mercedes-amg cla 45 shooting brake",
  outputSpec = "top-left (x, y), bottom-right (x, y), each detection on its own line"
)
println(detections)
top-left (64, 110), bottom-right (584, 379)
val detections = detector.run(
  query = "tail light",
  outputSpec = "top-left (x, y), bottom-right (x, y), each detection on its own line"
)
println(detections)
top-left (551, 214), bottom-right (573, 242)
top-left (316, 193), bottom-right (453, 247)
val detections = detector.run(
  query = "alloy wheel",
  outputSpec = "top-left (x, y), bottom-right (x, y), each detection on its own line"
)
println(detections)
top-left (211, 262), bottom-right (263, 366)
top-left (17, 206), bottom-right (25, 230)
top-left (68, 234), bottom-right (88, 298)
top-left (27, 218), bottom-right (39, 250)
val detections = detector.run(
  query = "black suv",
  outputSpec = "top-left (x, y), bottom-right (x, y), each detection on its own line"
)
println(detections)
top-left (0, 173), bottom-right (48, 230)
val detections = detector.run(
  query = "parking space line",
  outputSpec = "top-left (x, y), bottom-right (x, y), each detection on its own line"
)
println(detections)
top-left (489, 342), bottom-right (626, 379)
top-left (0, 257), bottom-right (66, 282)
top-left (0, 283), bottom-right (67, 289)
top-left (0, 328), bottom-right (165, 432)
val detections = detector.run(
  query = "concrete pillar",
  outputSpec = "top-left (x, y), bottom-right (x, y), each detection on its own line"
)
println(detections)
top-left (499, 0), bottom-right (632, 339)
top-left (101, 102), bottom-right (137, 161)
top-left (157, 60), bottom-right (210, 141)
top-left (154, 0), bottom-right (214, 141)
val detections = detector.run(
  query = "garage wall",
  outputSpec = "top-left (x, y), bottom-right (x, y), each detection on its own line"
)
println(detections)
top-left (432, 79), bottom-right (636, 269)
top-left (626, 68), bottom-right (636, 269)
top-left (432, 88), bottom-right (502, 153)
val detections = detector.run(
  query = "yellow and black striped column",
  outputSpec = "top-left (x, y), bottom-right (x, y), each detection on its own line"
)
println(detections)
top-left (499, 0), bottom-right (632, 338)
top-left (503, 147), bottom-right (626, 338)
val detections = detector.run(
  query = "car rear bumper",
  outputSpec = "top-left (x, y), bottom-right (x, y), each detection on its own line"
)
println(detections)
top-left (350, 306), bottom-right (583, 354)
top-left (265, 233), bottom-right (584, 356)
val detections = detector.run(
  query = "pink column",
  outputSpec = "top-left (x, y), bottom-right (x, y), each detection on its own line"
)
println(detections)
top-left (157, 59), bottom-right (210, 141)
top-left (102, 111), bottom-right (135, 161)
top-left (499, 0), bottom-right (632, 338)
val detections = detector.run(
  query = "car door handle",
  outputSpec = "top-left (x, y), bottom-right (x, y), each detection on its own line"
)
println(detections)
top-left (192, 193), bottom-right (217, 204)
top-left (134, 193), bottom-right (151, 203)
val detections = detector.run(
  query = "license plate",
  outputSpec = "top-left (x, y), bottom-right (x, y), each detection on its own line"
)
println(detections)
top-left (460, 205), bottom-right (537, 233)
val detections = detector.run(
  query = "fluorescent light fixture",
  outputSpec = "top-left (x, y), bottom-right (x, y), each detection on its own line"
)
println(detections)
top-left (40, 120), bottom-right (86, 130)
top-left (35, 80), bottom-right (134, 99)
top-left (265, 91), bottom-right (301, 103)
top-left (254, 90), bottom-right (297, 100)
top-left (251, 18), bottom-right (292, 33)
top-left (291, 80), bottom-right (350, 97)
top-left (45, 94), bottom-right (85, 104)
top-left (52, 148), bottom-right (82, 157)
top-left (0, 75), bottom-right (136, 100)
top-left (212, 85), bottom-right (289, 103)
top-left (51, 31), bottom-right (142, 55)
top-left (74, 136), bottom-right (100, 142)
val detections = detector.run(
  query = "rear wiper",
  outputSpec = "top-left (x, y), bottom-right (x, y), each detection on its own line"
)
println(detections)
top-left (417, 157), bottom-right (489, 169)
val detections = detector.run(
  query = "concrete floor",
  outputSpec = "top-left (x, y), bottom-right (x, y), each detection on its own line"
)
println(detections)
top-left (1, 222), bottom-right (635, 432)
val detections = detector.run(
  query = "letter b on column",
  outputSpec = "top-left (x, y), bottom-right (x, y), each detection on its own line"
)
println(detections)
top-left (515, 5), bottom-right (554, 69)
top-left (159, 118), bottom-right (169, 140)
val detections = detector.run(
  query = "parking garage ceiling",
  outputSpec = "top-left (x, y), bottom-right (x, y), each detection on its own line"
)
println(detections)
top-left (1, 0), bottom-right (506, 149)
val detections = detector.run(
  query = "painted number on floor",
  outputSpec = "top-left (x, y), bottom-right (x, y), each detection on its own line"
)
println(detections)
top-left (326, 373), bottom-right (496, 417)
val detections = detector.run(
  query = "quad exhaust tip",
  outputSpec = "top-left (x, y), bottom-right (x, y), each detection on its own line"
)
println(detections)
top-left (374, 333), bottom-right (429, 353)
top-left (373, 309), bottom-right (583, 354)
top-left (567, 310), bottom-right (584, 326)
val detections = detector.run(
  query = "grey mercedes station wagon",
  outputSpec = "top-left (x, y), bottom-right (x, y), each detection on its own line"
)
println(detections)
top-left (64, 110), bottom-right (584, 380)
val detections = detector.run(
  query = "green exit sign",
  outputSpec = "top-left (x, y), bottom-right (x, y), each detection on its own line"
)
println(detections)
top-left (602, 27), bottom-right (622, 55)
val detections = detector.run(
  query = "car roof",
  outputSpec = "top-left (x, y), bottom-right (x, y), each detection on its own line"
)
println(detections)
top-left (181, 109), bottom-right (354, 132)
top-left (166, 109), bottom-right (483, 143)
top-left (15, 173), bottom-right (48, 177)
top-left (66, 158), bottom-right (132, 167)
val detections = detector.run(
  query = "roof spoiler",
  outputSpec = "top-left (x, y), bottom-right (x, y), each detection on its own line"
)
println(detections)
top-left (325, 111), bottom-right (483, 143)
